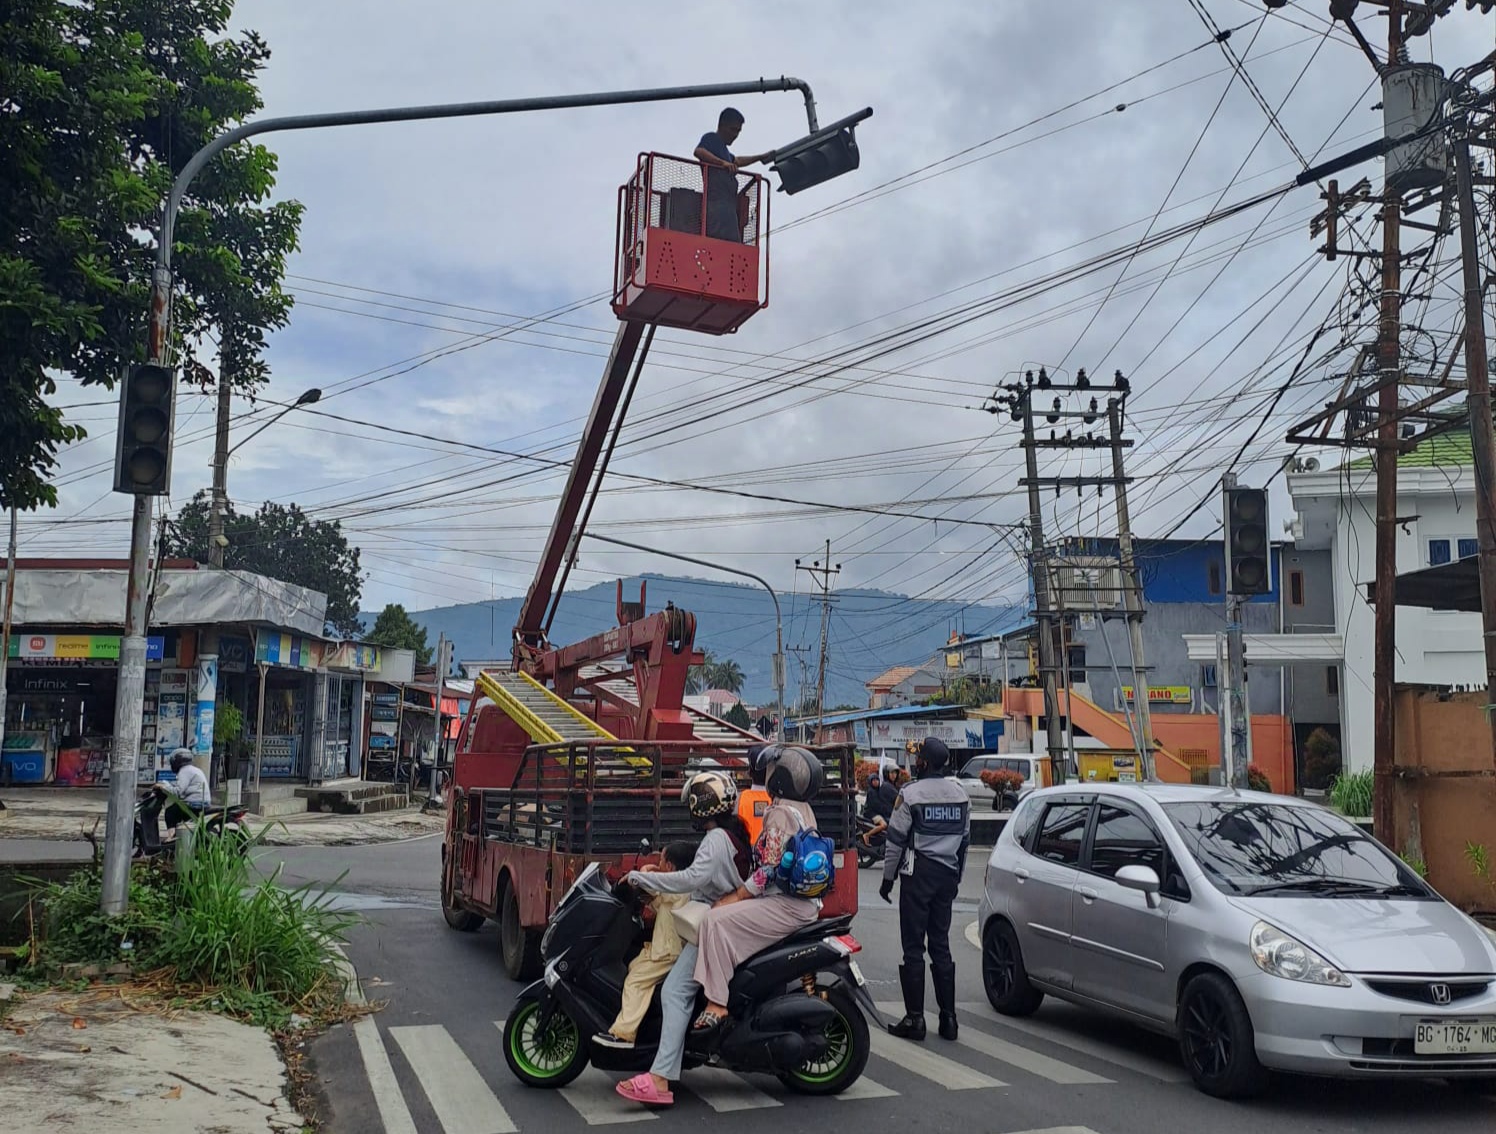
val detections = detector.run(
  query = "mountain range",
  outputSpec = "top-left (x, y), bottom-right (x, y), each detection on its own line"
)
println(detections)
top-left (365, 573), bottom-right (1023, 710)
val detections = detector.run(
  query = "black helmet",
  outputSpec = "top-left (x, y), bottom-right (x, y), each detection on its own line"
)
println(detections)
top-left (762, 745), bottom-right (823, 802)
top-left (746, 744), bottom-right (770, 786)
top-left (915, 736), bottom-right (951, 773)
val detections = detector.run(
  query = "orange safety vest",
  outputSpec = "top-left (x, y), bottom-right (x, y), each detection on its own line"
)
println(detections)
top-left (737, 787), bottom-right (771, 844)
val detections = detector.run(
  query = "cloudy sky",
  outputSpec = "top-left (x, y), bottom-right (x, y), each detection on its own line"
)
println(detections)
top-left (26, 0), bottom-right (1493, 660)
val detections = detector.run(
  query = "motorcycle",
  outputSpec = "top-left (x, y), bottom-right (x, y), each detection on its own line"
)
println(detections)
top-left (133, 786), bottom-right (251, 859)
top-left (854, 816), bottom-right (886, 869)
top-left (502, 861), bottom-right (878, 1096)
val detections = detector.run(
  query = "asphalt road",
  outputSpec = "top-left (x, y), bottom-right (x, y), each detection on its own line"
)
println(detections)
top-left (249, 836), bottom-right (1494, 1134)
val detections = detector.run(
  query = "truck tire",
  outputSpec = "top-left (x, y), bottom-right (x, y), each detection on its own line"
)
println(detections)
top-left (441, 848), bottom-right (483, 932)
top-left (500, 879), bottom-right (543, 981)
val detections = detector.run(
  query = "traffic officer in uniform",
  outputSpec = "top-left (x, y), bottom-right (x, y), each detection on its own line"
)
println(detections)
top-left (880, 736), bottom-right (971, 1041)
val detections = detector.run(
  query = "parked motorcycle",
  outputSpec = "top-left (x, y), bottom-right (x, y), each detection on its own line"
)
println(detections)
top-left (855, 816), bottom-right (886, 869)
top-left (502, 861), bottom-right (877, 1096)
top-left (133, 786), bottom-right (250, 859)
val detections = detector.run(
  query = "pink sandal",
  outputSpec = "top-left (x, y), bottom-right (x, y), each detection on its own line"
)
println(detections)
top-left (615, 1073), bottom-right (674, 1107)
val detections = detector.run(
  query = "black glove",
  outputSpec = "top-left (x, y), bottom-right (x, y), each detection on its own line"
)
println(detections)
top-left (879, 878), bottom-right (894, 904)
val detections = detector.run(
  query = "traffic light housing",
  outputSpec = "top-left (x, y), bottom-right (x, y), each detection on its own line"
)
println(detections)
top-left (113, 362), bottom-right (176, 495)
top-left (1224, 487), bottom-right (1270, 596)
top-left (768, 108), bottom-right (872, 196)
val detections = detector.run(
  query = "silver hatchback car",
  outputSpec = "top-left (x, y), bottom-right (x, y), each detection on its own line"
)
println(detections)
top-left (977, 782), bottom-right (1496, 1098)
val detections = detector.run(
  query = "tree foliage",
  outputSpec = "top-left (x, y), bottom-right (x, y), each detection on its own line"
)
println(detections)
top-left (724, 701), bottom-right (752, 730)
top-left (687, 651), bottom-right (716, 696)
top-left (364, 604), bottom-right (433, 666)
top-left (924, 675), bottom-right (999, 709)
top-left (0, 0), bottom-right (303, 510)
top-left (166, 490), bottom-right (363, 636)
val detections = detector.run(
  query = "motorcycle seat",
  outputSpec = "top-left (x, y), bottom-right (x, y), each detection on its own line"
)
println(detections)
top-left (779, 913), bottom-right (854, 946)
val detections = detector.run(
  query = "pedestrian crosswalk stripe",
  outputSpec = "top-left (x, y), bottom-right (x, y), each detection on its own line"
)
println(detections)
top-left (956, 1001), bottom-right (1190, 1083)
top-left (390, 1024), bottom-right (519, 1134)
top-left (873, 1001), bottom-right (1109, 1085)
top-left (683, 1067), bottom-right (783, 1112)
top-left (834, 1074), bottom-right (899, 1101)
top-left (558, 1067), bottom-right (658, 1125)
top-left (354, 1017), bottom-right (419, 1134)
top-left (867, 1025), bottom-right (1006, 1089)
top-left (956, 1024), bottom-right (1112, 1085)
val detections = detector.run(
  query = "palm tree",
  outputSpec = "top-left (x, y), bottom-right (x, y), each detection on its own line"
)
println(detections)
top-left (687, 651), bottom-right (716, 695)
top-left (707, 658), bottom-right (745, 694)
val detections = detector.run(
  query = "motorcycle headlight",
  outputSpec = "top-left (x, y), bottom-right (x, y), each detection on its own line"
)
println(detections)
top-left (1249, 921), bottom-right (1350, 987)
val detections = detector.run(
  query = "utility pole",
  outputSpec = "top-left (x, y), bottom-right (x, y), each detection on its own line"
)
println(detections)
top-left (1452, 101), bottom-right (1496, 768)
top-left (1107, 391), bottom-right (1156, 780)
top-left (1220, 473), bottom-right (1251, 788)
top-left (1008, 372), bottom-right (1067, 785)
top-left (208, 334), bottom-right (232, 569)
top-left (997, 368), bottom-right (1140, 782)
top-left (0, 506), bottom-right (17, 755)
top-left (431, 633), bottom-right (448, 802)
top-left (797, 543), bottom-right (839, 735)
top-left (1370, 0), bottom-right (1406, 843)
top-left (1280, 0), bottom-right (1459, 843)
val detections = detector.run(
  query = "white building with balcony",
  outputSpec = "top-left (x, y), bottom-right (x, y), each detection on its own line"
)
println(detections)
top-left (1287, 431), bottom-right (1486, 773)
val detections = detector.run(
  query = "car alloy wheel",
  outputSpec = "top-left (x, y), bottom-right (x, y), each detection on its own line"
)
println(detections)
top-left (1177, 972), bottom-right (1268, 1099)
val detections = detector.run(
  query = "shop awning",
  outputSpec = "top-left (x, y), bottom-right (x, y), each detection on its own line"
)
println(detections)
top-left (11, 564), bottom-right (327, 635)
top-left (1365, 558), bottom-right (1483, 612)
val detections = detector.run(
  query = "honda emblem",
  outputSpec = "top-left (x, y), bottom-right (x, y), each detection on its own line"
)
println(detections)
top-left (1430, 983), bottom-right (1452, 1005)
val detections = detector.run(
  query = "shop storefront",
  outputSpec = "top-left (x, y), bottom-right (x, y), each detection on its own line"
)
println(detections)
top-left (249, 636), bottom-right (381, 782)
top-left (3, 630), bottom-right (191, 786)
top-left (4, 558), bottom-right (415, 788)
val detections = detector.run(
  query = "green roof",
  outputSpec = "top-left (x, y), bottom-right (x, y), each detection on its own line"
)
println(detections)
top-left (1347, 428), bottom-right (1473, 470)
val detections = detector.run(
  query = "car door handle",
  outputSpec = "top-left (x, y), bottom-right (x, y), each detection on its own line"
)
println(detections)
top-left (1077, 885), bottom-right (1099, 903)
top-left (1014, 868), bottom-right (1031, 882)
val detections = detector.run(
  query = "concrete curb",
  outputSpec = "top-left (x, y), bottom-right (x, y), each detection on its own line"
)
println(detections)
top-left (329, 942), bottom-right (364, 1007)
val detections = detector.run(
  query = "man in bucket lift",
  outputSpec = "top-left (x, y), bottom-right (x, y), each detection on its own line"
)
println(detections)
top-left (695, 108), bottom-right (769, 242)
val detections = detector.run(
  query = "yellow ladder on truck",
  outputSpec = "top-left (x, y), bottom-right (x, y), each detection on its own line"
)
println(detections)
top-left (474, 672), bottom-right (648, 767)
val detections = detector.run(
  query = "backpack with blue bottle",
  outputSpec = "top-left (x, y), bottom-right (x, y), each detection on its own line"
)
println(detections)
top-left (777, 821), bottom-right (837, 899)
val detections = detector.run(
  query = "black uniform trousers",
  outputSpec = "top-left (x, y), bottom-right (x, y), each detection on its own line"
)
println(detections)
top-left (899, 855), bottom-right (960, 967)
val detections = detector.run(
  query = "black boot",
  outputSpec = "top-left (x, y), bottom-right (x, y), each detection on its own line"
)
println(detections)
top-left (889, 963), bottom-right (927, 1040)
top-left (933, 963), bottom-right (958, 1041)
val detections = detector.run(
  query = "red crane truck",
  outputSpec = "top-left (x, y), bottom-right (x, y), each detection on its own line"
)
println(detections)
top-left (439, 153), bottom-right (859, 981)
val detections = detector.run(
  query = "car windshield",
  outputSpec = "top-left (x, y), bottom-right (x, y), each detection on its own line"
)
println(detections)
top-left (1162, 800), bottom-right (1430, 897)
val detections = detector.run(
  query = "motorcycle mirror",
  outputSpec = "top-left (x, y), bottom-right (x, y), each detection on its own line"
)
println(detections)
top-left (639, 837), bottom-right (651, 853)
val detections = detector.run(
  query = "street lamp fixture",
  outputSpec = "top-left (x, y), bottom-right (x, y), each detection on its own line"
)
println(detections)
top-left (228, 387), bottom-right (322, 456)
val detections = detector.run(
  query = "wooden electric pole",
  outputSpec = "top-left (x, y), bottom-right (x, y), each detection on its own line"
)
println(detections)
top-left (1453, 105), bottom-right (1496, 766)
top-left (797, 544), bottom-right (839, 736)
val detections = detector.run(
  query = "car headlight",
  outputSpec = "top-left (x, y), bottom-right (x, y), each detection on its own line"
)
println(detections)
top-left (1249, 921), bottom-right (1350, 987)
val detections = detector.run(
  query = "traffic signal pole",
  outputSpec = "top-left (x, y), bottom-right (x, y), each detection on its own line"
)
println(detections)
top-left (1220, 473), bottom-right (1250, 790)
top-left (102, 76), bottom-right (866, 915)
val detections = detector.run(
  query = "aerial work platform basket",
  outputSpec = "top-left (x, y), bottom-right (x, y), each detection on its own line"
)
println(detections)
top-left (612, 152), bottom-right (769, 335)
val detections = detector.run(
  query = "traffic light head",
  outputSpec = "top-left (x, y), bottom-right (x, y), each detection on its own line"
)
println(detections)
top-left (1224, 487), bottom-right (1270, 596)
top-left (770, 124), bottom-right (862, 195)
top-left (113, 362), bottom-right (176, 495)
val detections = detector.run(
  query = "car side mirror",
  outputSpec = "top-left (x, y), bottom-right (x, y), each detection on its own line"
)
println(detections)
top-left (1115, 864), bottom-right (1162, 909)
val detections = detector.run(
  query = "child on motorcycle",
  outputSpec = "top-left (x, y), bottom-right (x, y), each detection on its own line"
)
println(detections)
top-left (594, 841), bottom-right (698, 1050)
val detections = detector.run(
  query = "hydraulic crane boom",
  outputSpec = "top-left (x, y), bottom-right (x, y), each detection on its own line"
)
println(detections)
top-left (512, 320), bottom-right (647, 664)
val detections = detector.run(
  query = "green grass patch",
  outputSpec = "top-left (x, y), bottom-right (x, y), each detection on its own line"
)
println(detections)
top-left (1328, 769), bottom-right (1374, 818)
top-left (21, 821), bottom-right (360, 1028)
